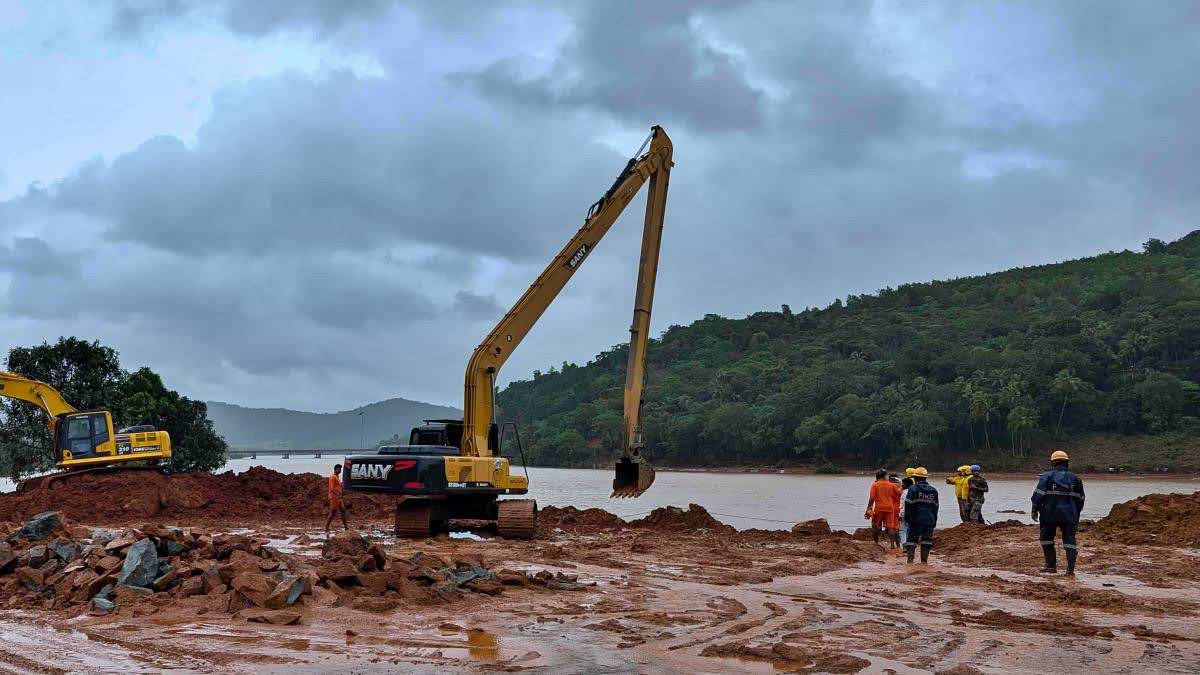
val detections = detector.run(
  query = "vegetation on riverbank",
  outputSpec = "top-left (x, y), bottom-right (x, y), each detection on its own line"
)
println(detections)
top-left (498, 232), bottom-right (1200, 472)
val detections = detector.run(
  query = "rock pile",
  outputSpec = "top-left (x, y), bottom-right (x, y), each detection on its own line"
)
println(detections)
top-left (0, 511), bottom-right (313, 623)
top-left (312, 531), bottom-right (588, 612)
top-left (1092, 491), bottom-right (1200, 547)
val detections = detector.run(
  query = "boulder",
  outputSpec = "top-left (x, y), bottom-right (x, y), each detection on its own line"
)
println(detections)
top-left (16, 567), bottom-right (44, 592)
top-left (153, 569), bottom-right (178, 592)
top-left (117, 539), bottom-right (159, 589)
top-left (104, 533), bottom-right (141, 553)
top-left (165, 541), bottom-right (188, 557)
top-left (322, 531), bottom-right (370, 559)
top-left (465, 578), bottom-right (505, 596)
top-left (265, 576), bottom-right (308, 609)
top-left (114, 584), bottom-right (154, 604)
top-left (38, 559), bottom-right (61, 579)
top-left (367, 544), bottom-right (388, 571)
top-left (230, 571), bottom-right (274, 607)
top-left (15, 511), bottom-right (64, 541)
top-left (351, 596), bottom-right (399, 613)
top-left (50, 538), bottom-right (81, 563)
top-left (790, 518), bottom-right (833, 536)
top-left (356, 571), bottom-right (390, 596)
top-left (94, 556), bottom-right (123, 574)
top-left (180, 577), bottom-right (205, 597)
top-left (355, 554), bottom-right (377, 573)
top-left (25, 545), bottom-right (49, 568)
top-left (241, 608), bottom-right (302, 625)
top-left (90, 597), bottom-right (117, 614)
top-left (0, 542), bottom-right (17, 574)
top-left (316, 560), bottom-right (360, 585)
top-left (89, 529), bottom-right (120, 545)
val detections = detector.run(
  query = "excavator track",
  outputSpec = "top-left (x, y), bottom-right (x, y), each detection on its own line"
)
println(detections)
top-left (33, 464), bottom-right (167, 491)
top-left (496, 499), bottom-right (537, 540)
top-left (394, 499), bottom-right (434, 538)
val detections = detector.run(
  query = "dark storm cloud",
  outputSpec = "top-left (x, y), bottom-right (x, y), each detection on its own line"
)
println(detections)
top-left (451, 290), bottom-right (504, 321)
top-left (459, 1), bottom-right (765, 132)
top-left (108, 0), bottom-right (396, 38)
top-left (24, 71), bottom-right (629, 261)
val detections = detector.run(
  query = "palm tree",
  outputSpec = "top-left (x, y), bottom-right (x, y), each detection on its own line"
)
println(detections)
top-left (1051, 368), bottom-right (1083, 436)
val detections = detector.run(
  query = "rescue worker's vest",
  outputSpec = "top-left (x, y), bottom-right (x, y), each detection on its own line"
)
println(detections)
top-left (905, 480), bottom-right (940, 527)
top-left (1032, 468), bottom-right (1084, 524)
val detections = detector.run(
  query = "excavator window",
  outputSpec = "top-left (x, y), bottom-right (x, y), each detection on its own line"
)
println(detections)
top-left (65, 416), bottom-right (95, 458)
top-left (91, 414), bottom-right (109, 445)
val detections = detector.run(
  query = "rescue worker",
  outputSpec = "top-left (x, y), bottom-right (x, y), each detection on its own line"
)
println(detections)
top-left (903, 467), bottom-right (939, 564)
top-left (1031, 450), bottom-right (1085, 575)
top-left (865, 469), bottom-right (902, 549)
top-left (898, 468), bottom-right (915, 546)
top-left (945, 466), bottom-right (972, 522)
top-left (325, 463), bottom-right (349, 534)
top-left (967, 464), bottom-right (988, 524)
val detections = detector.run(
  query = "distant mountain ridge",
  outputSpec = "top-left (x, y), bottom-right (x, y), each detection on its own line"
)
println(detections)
top-left (206, 398), bottom-right (461, 450)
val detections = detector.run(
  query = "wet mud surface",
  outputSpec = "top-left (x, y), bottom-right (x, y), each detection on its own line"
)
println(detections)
top-left (0, 474), bottom-right (1197, 673)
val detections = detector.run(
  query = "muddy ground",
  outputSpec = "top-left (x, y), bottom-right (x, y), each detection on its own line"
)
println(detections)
top-left (0, 471), bottom-right (1197, 674)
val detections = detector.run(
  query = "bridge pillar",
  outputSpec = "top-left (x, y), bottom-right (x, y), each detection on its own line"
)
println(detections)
top-left (315, 451), bottom-right (322, 458)
top-left (251, 452), bottom-right (256, 459)
top-left (283, 452), bottom-right (290, 459)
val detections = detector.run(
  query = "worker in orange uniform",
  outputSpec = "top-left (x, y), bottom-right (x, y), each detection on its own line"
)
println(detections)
top-left (325, 463), bottom-right (349, 534)
top-left (865, 469), bottom-right (902, 549)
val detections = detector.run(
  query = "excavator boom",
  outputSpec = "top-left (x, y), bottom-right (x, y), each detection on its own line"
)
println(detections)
top-left (463, 126), bottom-right (673, 497)
top-left (0, 371), bottom-right (77, 432)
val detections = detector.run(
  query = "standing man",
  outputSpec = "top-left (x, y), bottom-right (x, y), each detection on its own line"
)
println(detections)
top-left (904, 467), bottom-right (939, 564)
top-left (967, 464), bottom-right (988, 524)
top-left (865, 469), bottom-right (901, 549)
top-left (898, 469), bottom-right (915, 548)
top-left (1032, 450), bottom-right (1085, 575)
top-left (326, 463), bottom-right (349, 534)
top-left (946, 466), bottom-right (971, 522)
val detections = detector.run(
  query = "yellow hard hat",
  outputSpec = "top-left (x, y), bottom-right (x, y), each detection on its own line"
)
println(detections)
top-left (904, 467), bottom-right (916, 477)
top-left (912, 467), bottom-right (929, 478)
top-left (957, 465), bottom-right (970, 474)
top-left (1051, 450), bottom-right (1069, 462)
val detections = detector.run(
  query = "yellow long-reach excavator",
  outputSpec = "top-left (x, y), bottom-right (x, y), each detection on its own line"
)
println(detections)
top-left (0, 371), bottom-right (172, 473)
top-left (345, 125), bottom-right (673, 538)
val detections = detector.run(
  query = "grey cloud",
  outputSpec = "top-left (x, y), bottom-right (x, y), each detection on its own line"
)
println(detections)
top-left (19, 71), bottom-right (630, 262)
top-left (451, 290), bottom-right (503, 321)
top-left (458, 1), bottom-right (765, 132)
top-left (107, 0), bottom-right (396, 38)
top-left (0, 237), bottom-right (76, 279)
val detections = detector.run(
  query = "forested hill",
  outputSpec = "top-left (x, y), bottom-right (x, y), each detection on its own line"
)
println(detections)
top-left (207, 398), bottom-right (461, 450)
top-left (497, 233), bottom-right (1200, 472)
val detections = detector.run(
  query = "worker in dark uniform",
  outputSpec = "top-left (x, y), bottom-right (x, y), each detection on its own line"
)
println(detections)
top-left (903, 467), bottom-right (939, 564)
top-left (1031, 450), bottom-right (1085, 575)
top-left (967, 464), bottom-right (988, 524)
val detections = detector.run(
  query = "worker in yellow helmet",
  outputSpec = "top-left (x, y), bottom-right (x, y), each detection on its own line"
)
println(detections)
top-left (1032, 450), bottom-right (1085, 575)
top-left (903, 467), bottom-right (939, 564)
top-left (945, 465), bottom-right (972, 522)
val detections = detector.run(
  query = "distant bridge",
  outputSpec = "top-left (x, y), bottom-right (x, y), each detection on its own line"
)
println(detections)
top-left (226, 448), bottom-right (366, 460)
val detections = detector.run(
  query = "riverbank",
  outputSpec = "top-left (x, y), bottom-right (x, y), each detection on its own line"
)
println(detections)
top-left (0, 474), bottom-right (1197, 673)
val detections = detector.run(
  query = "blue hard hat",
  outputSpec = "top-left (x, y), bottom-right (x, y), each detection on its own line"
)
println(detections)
top-left (970, 464), bottom-right (981, 472)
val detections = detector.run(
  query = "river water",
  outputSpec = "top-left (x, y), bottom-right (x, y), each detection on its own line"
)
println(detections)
top-left (212, 457), bottom-right (1198, 532)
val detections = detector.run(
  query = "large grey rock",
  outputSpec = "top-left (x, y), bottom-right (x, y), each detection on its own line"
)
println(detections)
top-left (15, 511), bottom-right (63, 541)
top-left (0, 542), bottom-right (15, 573)
top-left (24, 545), bottom-right (48, 568)
top-left (91, 597), bottom-right (116, 614)
top-left (265, 576), bottom-right (307, 609)
top-left (50, 537), bottom-right (80, 563)
top-left (117, 539), bottom-right (159, 589)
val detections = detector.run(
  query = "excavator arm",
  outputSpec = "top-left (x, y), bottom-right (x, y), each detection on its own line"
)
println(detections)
top-left (462, 126), bottom-right (673, 497)
top-left (0, 371), bottom-right (77, 433)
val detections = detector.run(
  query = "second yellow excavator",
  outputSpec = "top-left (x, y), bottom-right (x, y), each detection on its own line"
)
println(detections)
top-left (345, 125), bottom-right (674, 538)
top-left (0, 371), bottom-right (172, 474)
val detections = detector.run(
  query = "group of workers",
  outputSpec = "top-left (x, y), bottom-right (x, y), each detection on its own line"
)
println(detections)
top-left (864, 450), bottom-right (1086, 574)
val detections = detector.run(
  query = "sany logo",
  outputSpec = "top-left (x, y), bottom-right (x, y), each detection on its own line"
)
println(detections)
top-left (566, 243), bottom-right (590, 269)
top-left (351, 463), bottom-right (393, 481)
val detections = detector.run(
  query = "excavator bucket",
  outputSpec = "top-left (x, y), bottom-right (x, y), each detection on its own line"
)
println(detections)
top-left (612, 456), bottom-right (655, 498)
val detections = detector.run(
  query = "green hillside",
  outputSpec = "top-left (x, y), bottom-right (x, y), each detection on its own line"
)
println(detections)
top-left (497, 233), bottom-right (1200, 472)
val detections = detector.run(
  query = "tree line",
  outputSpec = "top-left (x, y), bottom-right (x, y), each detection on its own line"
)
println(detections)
top-left (0, 337), bottom-right (227, 479)
top-left (497, 233), bottom-right (1200, 470)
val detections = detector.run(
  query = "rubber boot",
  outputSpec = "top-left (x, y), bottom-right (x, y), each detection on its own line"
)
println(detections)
top-left (906, 547), bottom-right (915, 564)
top-left (1039, 545), bottom-right (1057, 573)
top-left (1064, 548), bottom-right (1077, 576)
top-left (920, 544), bottom-right (931, 564)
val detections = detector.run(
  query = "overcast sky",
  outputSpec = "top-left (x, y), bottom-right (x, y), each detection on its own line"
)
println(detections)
top-left (2, 1), bottom-right (1198, 412)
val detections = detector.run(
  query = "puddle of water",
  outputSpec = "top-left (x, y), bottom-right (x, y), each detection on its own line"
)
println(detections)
top-left (467, 628), bottom-right (499, 660)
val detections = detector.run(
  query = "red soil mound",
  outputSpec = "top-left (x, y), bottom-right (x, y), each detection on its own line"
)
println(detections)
top-left (933, 520), bottom-right (1031, 554)
top-left (0, 467), bottom-right (396, 527)
top-left (1092, 491), bottom-right (1200, 547)
top-left (538, 506), bottom-right (627, 536)
top-left (631, 504), bottom-right (735, 534)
